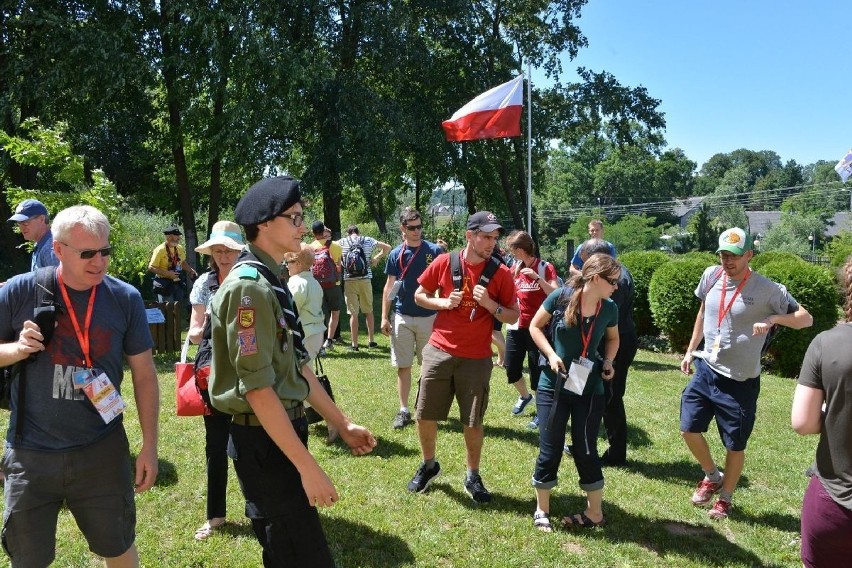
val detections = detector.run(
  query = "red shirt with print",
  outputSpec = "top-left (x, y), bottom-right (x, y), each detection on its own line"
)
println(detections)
top-left (514, 259), bottom-right (558, 328)
top-left (418, 251), bottom-right (517, 359)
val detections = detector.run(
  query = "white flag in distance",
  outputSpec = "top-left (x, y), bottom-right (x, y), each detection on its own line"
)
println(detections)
top-left (442, 75), bottom-right (524, 142)
top-left (835, 149), bottom-right (852, 183)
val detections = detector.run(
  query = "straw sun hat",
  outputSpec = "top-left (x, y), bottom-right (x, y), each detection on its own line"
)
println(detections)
top-left (195, 220), bottom-right (245, 255)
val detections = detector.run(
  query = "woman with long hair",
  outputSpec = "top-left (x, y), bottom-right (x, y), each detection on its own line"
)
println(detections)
top-left (502, 230), bottom-right (559, 424)
top-left (792, 258), bottom-right (852, 566)
top-left (188, 220), bottom-right (244, 540)
top-left (528, 253), bottom-right (621, 532)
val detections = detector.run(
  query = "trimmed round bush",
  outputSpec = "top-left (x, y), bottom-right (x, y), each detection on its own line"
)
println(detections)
top-left (757, 261), bottom-right (840, 377)
top-left (750, 250), bottom-right (804, 271)
top-left (648, 258), bottom-right (710, 352)
top-left (677, 251), bottom-right (718, 265)
top-left (828, 244), bottom-right (852, 268)
top-left (619, 250), bottom-right (671, 336)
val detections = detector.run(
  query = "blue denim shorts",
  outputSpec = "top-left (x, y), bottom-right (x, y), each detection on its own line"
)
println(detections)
top-left (680, 358), bottom-right (760, 451)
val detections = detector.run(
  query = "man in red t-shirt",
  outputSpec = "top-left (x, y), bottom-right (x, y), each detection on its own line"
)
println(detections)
top-left (406, 211), bottom-right (518, 503)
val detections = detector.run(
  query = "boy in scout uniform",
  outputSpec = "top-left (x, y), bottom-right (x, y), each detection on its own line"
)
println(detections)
top-left (209, 176), bottom-right (376, 566)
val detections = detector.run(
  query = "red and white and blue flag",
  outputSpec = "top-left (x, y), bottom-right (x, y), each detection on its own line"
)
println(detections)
top-left (835, 149), bottom-right (852, 183)
top-left (442, 75), bottom-right (524, 142)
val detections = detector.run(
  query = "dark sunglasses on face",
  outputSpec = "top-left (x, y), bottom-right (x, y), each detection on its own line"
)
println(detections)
top-left (602, 274), bottom-right (618, 286)
top-left (60, 242), bottom-right (113, 259)
top-left (404, 224), bottom-right (423, 231)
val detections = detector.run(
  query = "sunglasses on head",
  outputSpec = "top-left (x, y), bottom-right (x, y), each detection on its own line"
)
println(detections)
top-left (61, 242), bottom-right (113, 259)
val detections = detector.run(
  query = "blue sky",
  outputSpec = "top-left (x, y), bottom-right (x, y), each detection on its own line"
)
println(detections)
top-left (542, 0), bottom-right (851, 170)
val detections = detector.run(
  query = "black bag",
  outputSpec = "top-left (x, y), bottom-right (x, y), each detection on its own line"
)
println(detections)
top-left (306, 355), bottom-right (334, 424)
top-left (538, 286), bottom-right (573, 368)
top-left (152, 276), bottom-right (175, 296)
top-left (1, 267), bottom-right (60, 444)
top-left (343, 236), bottom-right (369, 278)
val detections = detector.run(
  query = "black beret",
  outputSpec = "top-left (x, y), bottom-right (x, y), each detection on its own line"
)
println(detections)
top-left (235, 176), bottom-right (302, 226)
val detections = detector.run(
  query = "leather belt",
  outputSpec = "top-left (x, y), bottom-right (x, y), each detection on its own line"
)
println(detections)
top-left (233, 404), bottom-right (305, 426)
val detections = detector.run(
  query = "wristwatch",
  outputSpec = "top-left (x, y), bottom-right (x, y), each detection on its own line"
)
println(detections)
top-left (494, 305), bottom-right (503, 316)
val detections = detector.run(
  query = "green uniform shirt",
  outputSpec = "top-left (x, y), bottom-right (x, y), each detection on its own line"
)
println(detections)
top-left (209, 243), bottom-right (310, 415)
top-left (538, 291), bottom-right (619, 396)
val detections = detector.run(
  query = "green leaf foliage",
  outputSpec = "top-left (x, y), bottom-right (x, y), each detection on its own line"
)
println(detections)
top-left (619, 250), bottom-right (671, 336)
top-left (648, 258), bottom-right (710, 352)
top-left (676, 251), bottom-right (718, 265)
top-left (750, 250), bottom-right (805, 271)
top-left (757, 261), bottom-right (840, 377)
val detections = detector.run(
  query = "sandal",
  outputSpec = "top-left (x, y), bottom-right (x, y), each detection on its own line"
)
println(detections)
top-left (561, 511), bottom-right (606, 529)
top-left (194, 517), bottom-right (225, 541)
top-left (533, 511), bottom-right (552, 533)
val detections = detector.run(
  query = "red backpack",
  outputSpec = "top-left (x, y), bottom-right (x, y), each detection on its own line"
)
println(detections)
top-left (312, 245), bottom-right (339, 288)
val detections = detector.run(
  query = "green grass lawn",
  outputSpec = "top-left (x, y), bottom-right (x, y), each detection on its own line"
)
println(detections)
top-left (2, 335), bottom-right (812, 567)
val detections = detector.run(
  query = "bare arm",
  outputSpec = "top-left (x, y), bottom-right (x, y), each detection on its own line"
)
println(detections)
top-left (188, 305), bottom-right (206, 344)
top-left (680, 302), bottom-right (706, 375)
top-left (371, 241), bottom-right (392, 265)
top-left (380, 275), bottom-right (396, 336)
top-left (414, 284), bottom-right (460, 311)
top-left (127, 350), bottom-right (160, 493)
top-left (601, 326), bottom-right (619, 380)
top-left (791, 384), bottom-right (824, 435)
top-left (529, 306), bottom-right (565, 374)
top-left (0, 321), bottom-right (46, 367)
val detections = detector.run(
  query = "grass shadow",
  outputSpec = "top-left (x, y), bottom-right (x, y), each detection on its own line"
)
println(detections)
top-left (630, 359), bottom-right (677, 373)
top-left (540, 501), bottom-right (771, 567)
top-left (149, 456), bottom-right (178, 487)
top-left (325, 516), bottom-right (416, 567)
top-left (734, 509), bottom-right (800, 533)
top-left (625, 423), bottom-right (652, 448)
top-left (629, 458), bottom-right (750, 488)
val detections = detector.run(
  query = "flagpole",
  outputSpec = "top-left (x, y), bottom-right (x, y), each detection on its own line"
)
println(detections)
top-left (526, 64), bottom-right (532, 233)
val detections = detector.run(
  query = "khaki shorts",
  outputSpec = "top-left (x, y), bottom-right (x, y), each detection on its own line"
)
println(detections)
top-left (390, 313), bottom-right (436, 368)
top-left (343, 278), bottom-right (373, 315)
top-left (414, 343), bottom-right (492, 427)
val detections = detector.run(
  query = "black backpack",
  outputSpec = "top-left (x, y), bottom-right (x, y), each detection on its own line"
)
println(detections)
top-left (344, 236), bottom-right (369, 278)
top-left (1, 267), bottom-right (61, 444)
top-left (448, 251), bottom-right (501, 294)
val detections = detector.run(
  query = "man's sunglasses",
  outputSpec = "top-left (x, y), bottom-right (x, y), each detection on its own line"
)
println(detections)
top-left (60, 242), bottom-right (113, 259)
top-left (404, 224), bottom-right (423, 231)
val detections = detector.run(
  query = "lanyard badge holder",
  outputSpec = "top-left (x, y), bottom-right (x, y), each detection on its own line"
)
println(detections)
top-left (60, 272), bottom-right (125, 424)
top-left (708, 271), bottom-right (751, 365)
top-left (563, 297), bottom-right (601, 396)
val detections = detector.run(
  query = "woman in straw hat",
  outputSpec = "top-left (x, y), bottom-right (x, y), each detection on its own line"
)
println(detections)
top-left (187, 220), bottom-right (245, 540)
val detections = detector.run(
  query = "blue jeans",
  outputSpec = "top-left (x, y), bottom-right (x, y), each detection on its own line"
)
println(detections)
top-left (532, 386), bottom-right (605, 492)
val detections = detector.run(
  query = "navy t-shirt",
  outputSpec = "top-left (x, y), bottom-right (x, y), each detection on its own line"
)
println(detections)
top-left (0, 271), bottom-right (153, 450)
top-left (384, 240), bottom-right (443, 317)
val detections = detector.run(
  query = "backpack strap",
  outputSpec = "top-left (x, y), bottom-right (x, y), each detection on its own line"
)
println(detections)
top-left (450, 251), bottom-right (462, 291)
top-left (14, 267), bottom-right (58, 444)
top-left (477, 256), bottom-right (501, 288)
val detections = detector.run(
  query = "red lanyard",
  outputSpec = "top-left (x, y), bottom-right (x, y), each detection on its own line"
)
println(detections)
top-left (578, 293), bottom-right (601, 358)
top-left (57, 269), bottom-right (98, 368)
top-left (397, 243), bottom-right (422, 280)
top-left (167, 245), bottom-right (180, 269)
top-left (717, 270), bottom-right (751, 329)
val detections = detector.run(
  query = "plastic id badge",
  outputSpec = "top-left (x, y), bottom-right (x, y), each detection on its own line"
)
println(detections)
top-left (73, 369), bottom-right (96, 389)
top-left (564, 356), bottom-right (593, 395)
top-left (386, 279), bottom-right (403, 302)
top-left (82, 372), bottom-right (126, 424)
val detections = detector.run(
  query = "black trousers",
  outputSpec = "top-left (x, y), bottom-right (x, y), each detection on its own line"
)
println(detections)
top-left (602, 332), bottom-right (639, 462)
top-left (228, 419), bottom-right (335, 567)
top-left (203, 413), bottom-right (232, 520)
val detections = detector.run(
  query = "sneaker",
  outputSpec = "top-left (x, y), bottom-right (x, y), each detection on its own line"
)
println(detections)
top-left (511, 394), bottom-right (533, 415)
top-left (527, 415), bottom-right (539, 430)
top-left (322, 338), bottom-right (334, 351)
top-left (708, 498), bottom-right (732, 520)
top-left (368, 341), bottom-right (378, 348)
top-left (407, 462), bottom-right (441, 493)
top-left (333, 338), bottom-right (346, 345)
top-left (349, 345), bottom-right (359, 352)
top-left (691, 476), bottom-right (724, 506)
top-left (464, 474), bottom-right (492, 504)
top-left (392, 410), bottom-right (412, 429)
top-left (563, 444), bottom-right (572, 456)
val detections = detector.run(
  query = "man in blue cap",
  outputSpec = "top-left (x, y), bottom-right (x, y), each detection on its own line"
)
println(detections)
top-left (8, 198), bottom-right (59, 271)
top-left (209, 176), bottom-right (376, 566)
